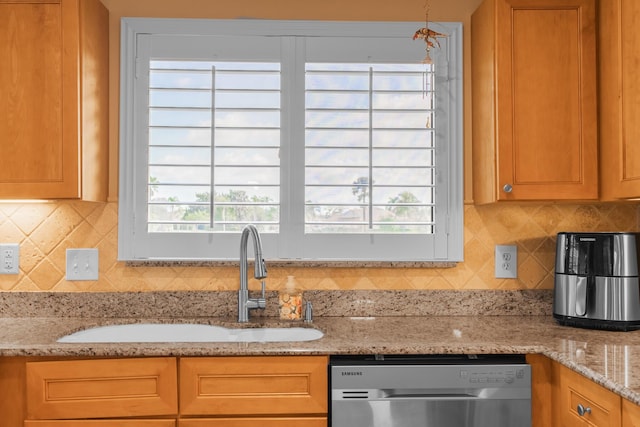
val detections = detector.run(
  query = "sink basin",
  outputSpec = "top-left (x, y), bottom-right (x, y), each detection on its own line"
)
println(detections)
top-left (57, 323), bottom-right (324, 343)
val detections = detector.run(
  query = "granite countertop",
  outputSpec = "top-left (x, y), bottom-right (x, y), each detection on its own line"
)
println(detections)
top-left (1, 290), bottom-right (639, 405)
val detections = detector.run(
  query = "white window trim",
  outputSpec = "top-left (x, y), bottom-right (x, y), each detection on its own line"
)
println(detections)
top-left (118, 18), bottom-right (463, 262)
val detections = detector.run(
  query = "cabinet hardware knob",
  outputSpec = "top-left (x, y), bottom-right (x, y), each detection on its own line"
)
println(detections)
top-left (577, 404), bottom-right (592, 416)
top-left (503, 184), bottom-right (513, 193)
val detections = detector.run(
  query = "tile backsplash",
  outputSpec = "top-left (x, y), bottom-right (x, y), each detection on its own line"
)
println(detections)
top-left (0, 201), bottom-right (637, 292)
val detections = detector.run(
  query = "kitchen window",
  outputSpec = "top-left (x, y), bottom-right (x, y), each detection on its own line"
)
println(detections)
top-left (119, 18), bottom-right (463, 262)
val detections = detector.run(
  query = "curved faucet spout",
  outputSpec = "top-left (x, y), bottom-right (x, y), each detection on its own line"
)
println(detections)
top-left (238, 224), bottom-right (267, 322)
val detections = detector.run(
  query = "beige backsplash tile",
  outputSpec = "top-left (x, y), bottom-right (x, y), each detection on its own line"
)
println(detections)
top-left (0, 201), bottom-right (637, 292)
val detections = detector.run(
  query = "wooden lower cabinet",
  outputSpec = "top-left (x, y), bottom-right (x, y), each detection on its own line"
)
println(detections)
top-left (16, 356), bottom-right (328, 427)
top-left (528, 355), bottom-right (640, 427)
top-left (18, 354), bottom-right (640, 427)
top-left (554, 361), bottom-right (622, 427)
top-left (623, 399), bottom-right (640, 427)
top-left (25, 358), bottom-right (178, 420)
top-left (526, 354), bottom-right (554, 427)
top-left (179, 356), bottom-right (328, 417)
top-left (24, 421), bottom-right (175, 427)
top-left (178, 418), bottom-right (327, 427)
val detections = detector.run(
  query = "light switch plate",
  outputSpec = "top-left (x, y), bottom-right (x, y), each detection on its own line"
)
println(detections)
top-left (66, 248), bottom-right (99, 281)
top-left (0, 243), bottom-right (20, 275)
top-left (495, 245), bottom-right (517, 279)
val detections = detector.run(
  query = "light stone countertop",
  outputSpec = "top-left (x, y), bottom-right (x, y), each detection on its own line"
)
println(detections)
top-left (1, 290), bottom-right (639, 405)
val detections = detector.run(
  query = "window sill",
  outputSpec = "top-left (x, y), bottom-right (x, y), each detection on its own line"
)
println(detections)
top-left (125, 260), bottom-right (458, 269)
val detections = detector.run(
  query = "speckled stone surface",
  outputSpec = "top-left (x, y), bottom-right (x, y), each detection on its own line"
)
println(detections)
top-left (1, 290), bottom-right (640, 406)
top-left (0, 289), bottom-right (553, 318)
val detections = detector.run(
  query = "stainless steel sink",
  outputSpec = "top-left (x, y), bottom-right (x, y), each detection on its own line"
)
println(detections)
top-left (57, 323), bottom-right (324, 343)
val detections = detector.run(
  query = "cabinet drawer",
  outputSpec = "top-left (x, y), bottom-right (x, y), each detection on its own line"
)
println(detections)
top-left (179, 418), bottom-right (327, 427)
top-left (26, 358), bottom-right (178, 420)
top-left (25, 421), bottom-right (175, 427)
top-left (558, 364), bottom-right (621, 426)
top-left (180, 356), bottom-right (328, 416)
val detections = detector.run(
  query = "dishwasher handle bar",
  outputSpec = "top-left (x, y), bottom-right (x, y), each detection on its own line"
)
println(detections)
top-left (332, 387), bottom-right (531, 401)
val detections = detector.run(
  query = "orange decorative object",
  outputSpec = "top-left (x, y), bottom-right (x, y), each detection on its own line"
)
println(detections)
top-left (412, 27), bottom-right (447, 49)
top-left (279, 276), bottom-right (303, 320)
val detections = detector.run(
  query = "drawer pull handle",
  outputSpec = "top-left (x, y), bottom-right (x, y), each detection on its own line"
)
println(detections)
top-left (503, 184), bottom-right (513, 193)
top-left (577, 404), bottom-right (592, 416)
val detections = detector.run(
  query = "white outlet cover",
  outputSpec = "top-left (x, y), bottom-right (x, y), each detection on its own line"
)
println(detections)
top-left (0, 243), bottom-right (20, 275)
top-left (66, 248), bottom-right (99, 281)
top-left (495, 245), bottom-right (517, 279)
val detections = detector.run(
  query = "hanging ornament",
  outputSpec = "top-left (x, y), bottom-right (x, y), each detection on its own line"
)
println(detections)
top-left (412, 0), bottom-right (447, 64)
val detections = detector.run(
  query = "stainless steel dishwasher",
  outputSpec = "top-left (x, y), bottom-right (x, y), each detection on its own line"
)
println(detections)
top-left (330, 354), bottom-right (531, 427)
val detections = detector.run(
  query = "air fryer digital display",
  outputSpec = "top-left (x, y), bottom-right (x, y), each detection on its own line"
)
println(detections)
top-left (566, 234), bottom-right (613, 276)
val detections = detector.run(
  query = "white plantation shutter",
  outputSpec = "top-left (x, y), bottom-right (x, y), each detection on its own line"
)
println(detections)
top-left (304, 62), bottom-right (436, 234)
top-left (119, 19), bottom-right (463, 261)
top-left (147, 60), bottom-right (281, 233)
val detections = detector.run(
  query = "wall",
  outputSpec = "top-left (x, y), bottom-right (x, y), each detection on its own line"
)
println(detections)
top-left (0, 0), bottom-right (638, 292)
top-left (1, 201), bottom-right (637, 291)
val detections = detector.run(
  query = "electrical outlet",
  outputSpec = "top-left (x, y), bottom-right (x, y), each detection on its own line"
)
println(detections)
top-left (66, 248), bottom-right (99, 281)
top-left (0, 244), bottom-right (20, 275)
top-left (495, 245), bottom-right (517, 279)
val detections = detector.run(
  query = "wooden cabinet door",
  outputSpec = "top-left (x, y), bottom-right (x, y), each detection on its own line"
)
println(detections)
top-left (179, 356), bottom-right (328, 417)
top-left (526, 354), bottom-right (553, 427)
top-left (472, 0), bottom-right (597, 203)
top-left (599, 0), bottom-right (640, 199)
top-left (623, 399), bottom-right (640, 427)
top-left (179, 418), bottom-right (327, 427)
top-left (0, 0), bottom-right (108, 200)
top-left (26, 358), bottom-right (178, 420)
top-left (0, 0), bottom-right (75, 198)
top-left (554, 362), bottom-right (621, 427)
top-left (25, 421), bottom-right (176, 427)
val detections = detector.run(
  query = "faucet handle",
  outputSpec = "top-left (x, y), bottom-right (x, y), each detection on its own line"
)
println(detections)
top-left (257, 280), bottom-right (266, 309)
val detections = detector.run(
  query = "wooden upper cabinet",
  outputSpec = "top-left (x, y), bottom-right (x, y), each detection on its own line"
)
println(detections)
top-left (599, 0), bottom-right (640, 200)
top-left (471, 0), bottom-right (598, 204)
top-left (0, 0), bottom-right (108, 200)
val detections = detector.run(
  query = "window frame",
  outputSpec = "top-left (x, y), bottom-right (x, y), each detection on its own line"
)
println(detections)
top-left (118, 18), bottom-right (463, 262)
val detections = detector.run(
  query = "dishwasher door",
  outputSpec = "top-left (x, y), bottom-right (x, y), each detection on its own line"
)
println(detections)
top-left (330, 355), bottom-right (532, 427)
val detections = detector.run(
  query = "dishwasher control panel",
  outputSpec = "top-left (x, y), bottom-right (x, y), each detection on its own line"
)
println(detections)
top-left (460, 366), bottom-right (528, 384)
top-left (330, 354), bottom-right (531, 391)
top-left (329, 355), bottom-right (532, 427)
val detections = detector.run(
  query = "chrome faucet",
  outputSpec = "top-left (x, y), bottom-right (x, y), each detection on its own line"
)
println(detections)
top-left (238, 224), bottom-right (267, 322)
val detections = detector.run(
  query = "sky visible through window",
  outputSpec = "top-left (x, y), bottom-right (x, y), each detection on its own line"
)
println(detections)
top-left (147, 60), bottom-right (435, 234)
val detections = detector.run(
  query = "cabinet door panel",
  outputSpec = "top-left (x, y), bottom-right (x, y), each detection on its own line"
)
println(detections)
top-left (179, 418), bottom-right (327, 427)
top-left (25, 421), bottom-right (176, 427)
top-left (472, 0), bottom-right (598, 203)
top-left (526, 354), bottom-right (553, 427)
top-left (0, 0), bottom-right (79, 198)
top-left (495, 0), bottom-right (597, 201)
top-left (619, 0), bottom-right (640, 191)
top-left (180, 356), bottom-right (328, 416)
top-left (623, 399), bottom-right (640, 427)
top-left (600, 0), bottom-right (640, 199)
top-left (556, 363), bottom-right (621, 427)
top-left (26, 358), bottom-right (178, 420)
top-left (0, 0), bottom-right (107, 200)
